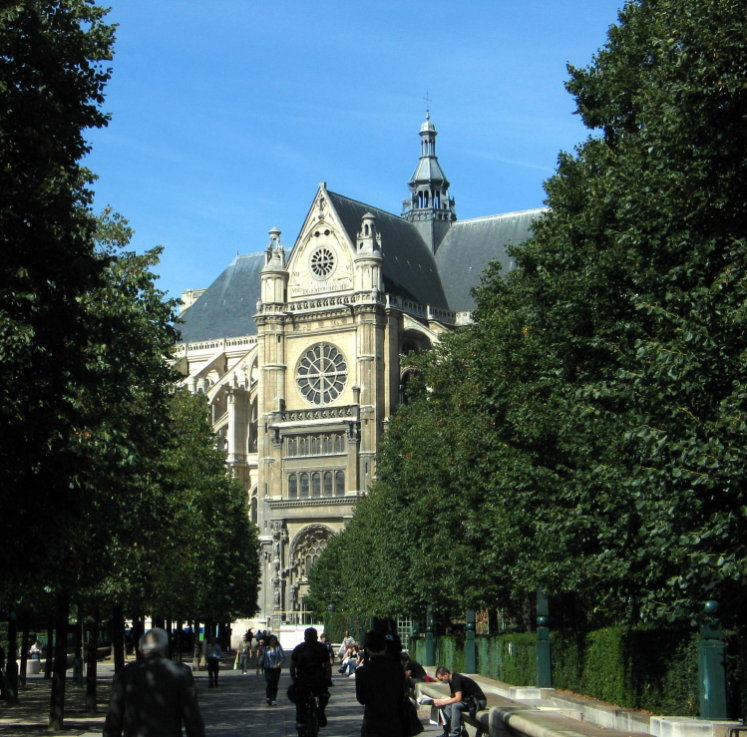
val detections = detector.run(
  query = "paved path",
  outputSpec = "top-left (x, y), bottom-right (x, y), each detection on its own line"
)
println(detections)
top-left (0, 657), bottom-right (443, 737)
top-left (195, 661), bottom-right (441, 737)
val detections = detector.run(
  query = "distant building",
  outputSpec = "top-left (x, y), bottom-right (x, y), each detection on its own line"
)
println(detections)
top-left (175, 115), bottom-right (541, 624)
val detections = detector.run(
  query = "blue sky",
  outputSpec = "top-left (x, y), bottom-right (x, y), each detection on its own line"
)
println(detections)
top-left (85, 1), bottom-right (624, 300)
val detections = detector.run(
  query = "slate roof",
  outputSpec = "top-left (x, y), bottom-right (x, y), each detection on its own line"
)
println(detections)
top-left (176, 252), bottom-right (265, 342)
top-left (410, 156), bottom-right (449, 187)
top-left (326, 190), bottom-right (449, 309)
top-left (177, 200), bottom-right (544, 344)
top-left (435, 208), bottom-right (544, 312)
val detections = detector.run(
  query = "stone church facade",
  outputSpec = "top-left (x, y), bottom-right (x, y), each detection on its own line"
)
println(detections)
top-left (175, 115), bottom-right (541, 625)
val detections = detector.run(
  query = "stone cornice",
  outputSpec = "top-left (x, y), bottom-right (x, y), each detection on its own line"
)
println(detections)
top-left (174, 335), bottom-right (258, 356)
top-left (275, 405), bottom-right (357, 423)
top-left (267, 495), bottom-right (361, 510)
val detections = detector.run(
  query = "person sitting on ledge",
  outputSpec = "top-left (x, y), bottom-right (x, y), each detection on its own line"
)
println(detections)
top-left (433, 665), bottom-right (486, 737)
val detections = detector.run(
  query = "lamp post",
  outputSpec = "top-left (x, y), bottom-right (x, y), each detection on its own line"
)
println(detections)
top-left (424, 606), bottom-right (435, 666)
top-left (465, 608), bottom-right (477, 673)
top-left (698, 599), bottom-right (727, 719)
top-left (536, 591), bottom-right (551, 688)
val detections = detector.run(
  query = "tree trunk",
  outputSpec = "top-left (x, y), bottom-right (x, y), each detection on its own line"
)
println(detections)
top-left (44, 616), bottom-right (54, 680)
top-left (175, 622), bottom-right (182, 662)
top-left (5, 611), bottom-right (19, 703)
top-left (132, 616), bottom-right (144, 660)
top-left (19, 618), bottom-right (29, 688)
top-left (192, 620), bottom-right (201, 670)
top-left (85, 608), bottom-right (99, 713)
top-left (49, 592), bottom-right (69, 730)
top-left (111, 604), bottom-right (125, 672)
top-left (165, 618), bottom-right (172, 658)
top-left (73, 606), bottom-right (83, 687)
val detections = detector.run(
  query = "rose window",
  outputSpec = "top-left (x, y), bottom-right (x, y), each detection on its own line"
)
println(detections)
top-left (296, 343), bottom-right (347, 405)
top-left (310, 247), bottom-right (335, 278)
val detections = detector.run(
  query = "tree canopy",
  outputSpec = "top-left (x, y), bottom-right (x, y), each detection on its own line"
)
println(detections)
top-left (1, 0), bottom-right (260, 642)
top-left (0, 0), bottom-right (116, 592)
top-left (308, 0), bottom-right (747, 629)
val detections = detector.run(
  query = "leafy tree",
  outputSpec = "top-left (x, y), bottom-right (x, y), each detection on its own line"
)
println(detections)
top-left (151, 390), bottom-right (260, 624)
top-left (309, 0), bottom-right (747, 631)
top-left (508, 0), bottom-right (747, 625)
top-left (0, 0), bottom-right (115, 593)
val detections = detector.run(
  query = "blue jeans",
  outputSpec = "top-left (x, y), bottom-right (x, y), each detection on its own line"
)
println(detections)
top-left (264, 667), bottom-right (281, 700)
top-left (443, 700), bottom-right (467, 737)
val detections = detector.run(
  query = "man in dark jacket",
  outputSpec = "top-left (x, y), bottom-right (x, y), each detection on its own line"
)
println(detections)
top-left (103, 628), bottom-right (205, 737)
top-left (434, 666), bottom-right (486, 737)
top-left (289, 627), bottom-right (331, 734)
top-left (401, 651), bottom-right (427, 695)
top-left (355, 629), bottom-right (407, 737)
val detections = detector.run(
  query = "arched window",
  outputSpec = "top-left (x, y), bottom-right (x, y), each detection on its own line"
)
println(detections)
top-left (300, 473), bottom-right (309, 499)
top-left (323, 435), bottom-right (330, 454)
top-left (300, 437), bottom-right (307, 456)
top-left (288, 437), bottom-right (297, 456)
top-left (334, 435), bottom-right (343, 453)
top-left (311, 472), bottom-right (321, 498)
top-left (288, 474), bottom-right (297, 500)
top-left (323, 471), bottom-right (333, 497)
top-left (335, 471), bottom-right (345, 496)
top-left (311, 436), bottom-right (318, 455)
top-left (248, 399), bottom-right (258, 452)
top-left (251, 494), bottom-right (258, 524)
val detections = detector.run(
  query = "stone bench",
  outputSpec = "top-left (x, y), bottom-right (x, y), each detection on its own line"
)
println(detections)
top-left (415, 679), bottom-right (653, 737)
top-left (416, 680), bottom-right (504, 736)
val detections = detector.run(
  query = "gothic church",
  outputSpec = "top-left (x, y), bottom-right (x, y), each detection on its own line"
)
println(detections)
top-left (175, 115), bottom-right (541, 625)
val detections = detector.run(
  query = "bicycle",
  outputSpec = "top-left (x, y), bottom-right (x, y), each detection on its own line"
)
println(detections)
top-left (301, 691), bottom-right (320, 737)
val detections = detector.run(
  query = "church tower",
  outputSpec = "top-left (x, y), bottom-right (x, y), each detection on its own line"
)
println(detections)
top-left (401, 112), bottom-right (457, 252)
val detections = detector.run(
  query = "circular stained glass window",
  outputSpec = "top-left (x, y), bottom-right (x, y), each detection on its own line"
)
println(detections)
top-left (296, 343), bottom-right (348, 405)
top-left (310, 247), bottom-right (335, 279)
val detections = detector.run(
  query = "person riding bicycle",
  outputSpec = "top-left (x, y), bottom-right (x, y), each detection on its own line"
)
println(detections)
top-left (289, 627), bottom-right (332, 735)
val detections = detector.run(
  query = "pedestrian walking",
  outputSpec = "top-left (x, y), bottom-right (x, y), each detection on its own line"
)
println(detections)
top-left (103, 628), bottom-right (205, 737)
top-left (204, 636), bottom-right (222, 688)
top-left (355, 629), bottom-right (408, 737)
top-left (258, 634), bottom-right (285, 705)
top-left (237, 634), bottom-right (250, 674)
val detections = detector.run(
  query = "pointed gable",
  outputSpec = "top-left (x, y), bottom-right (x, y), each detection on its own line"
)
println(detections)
top-left (326, 190), bottom-right (449, 309)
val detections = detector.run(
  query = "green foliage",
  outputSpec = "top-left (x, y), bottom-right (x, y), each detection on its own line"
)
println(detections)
top-left (494, 634), bottom-right (537, 687)
top-left (436, 635), bottom-right (465, 674)
top-left (322, 611), bottom-right (359, 643)
top-left (0, 0), bottom-right (259, 633)
top-left (309, 0), bottom-right (747, 633)
top-left (435, 627), bottom-right (702, 715)
top-left (726, 631), bottom-right (747, 720)
top-left (549, 630), bottom-right (587, 693)
top-left (582, 628), bottom-right (632, 705)
top-left (0, 0), bottom-right (116, 594)
top-left (151, 390), bottom-right (260, 622)
top-left (550, 628), bottom-right (698, 715)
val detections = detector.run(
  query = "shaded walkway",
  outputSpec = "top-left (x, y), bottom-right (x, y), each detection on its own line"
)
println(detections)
top-left (0, 656), bottom-right (439, 737)
top-left (196, 660), bottom-right (439, 737)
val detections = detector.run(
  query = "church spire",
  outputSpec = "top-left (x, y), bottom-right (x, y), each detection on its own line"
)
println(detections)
top-left (402, 112), bottom-right (456, 253)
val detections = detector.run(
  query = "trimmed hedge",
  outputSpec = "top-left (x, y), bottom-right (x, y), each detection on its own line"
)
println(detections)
top-left (418, 627), bottom-right (708, 716)
top-left (359, 621), bottom-right (743, 717)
